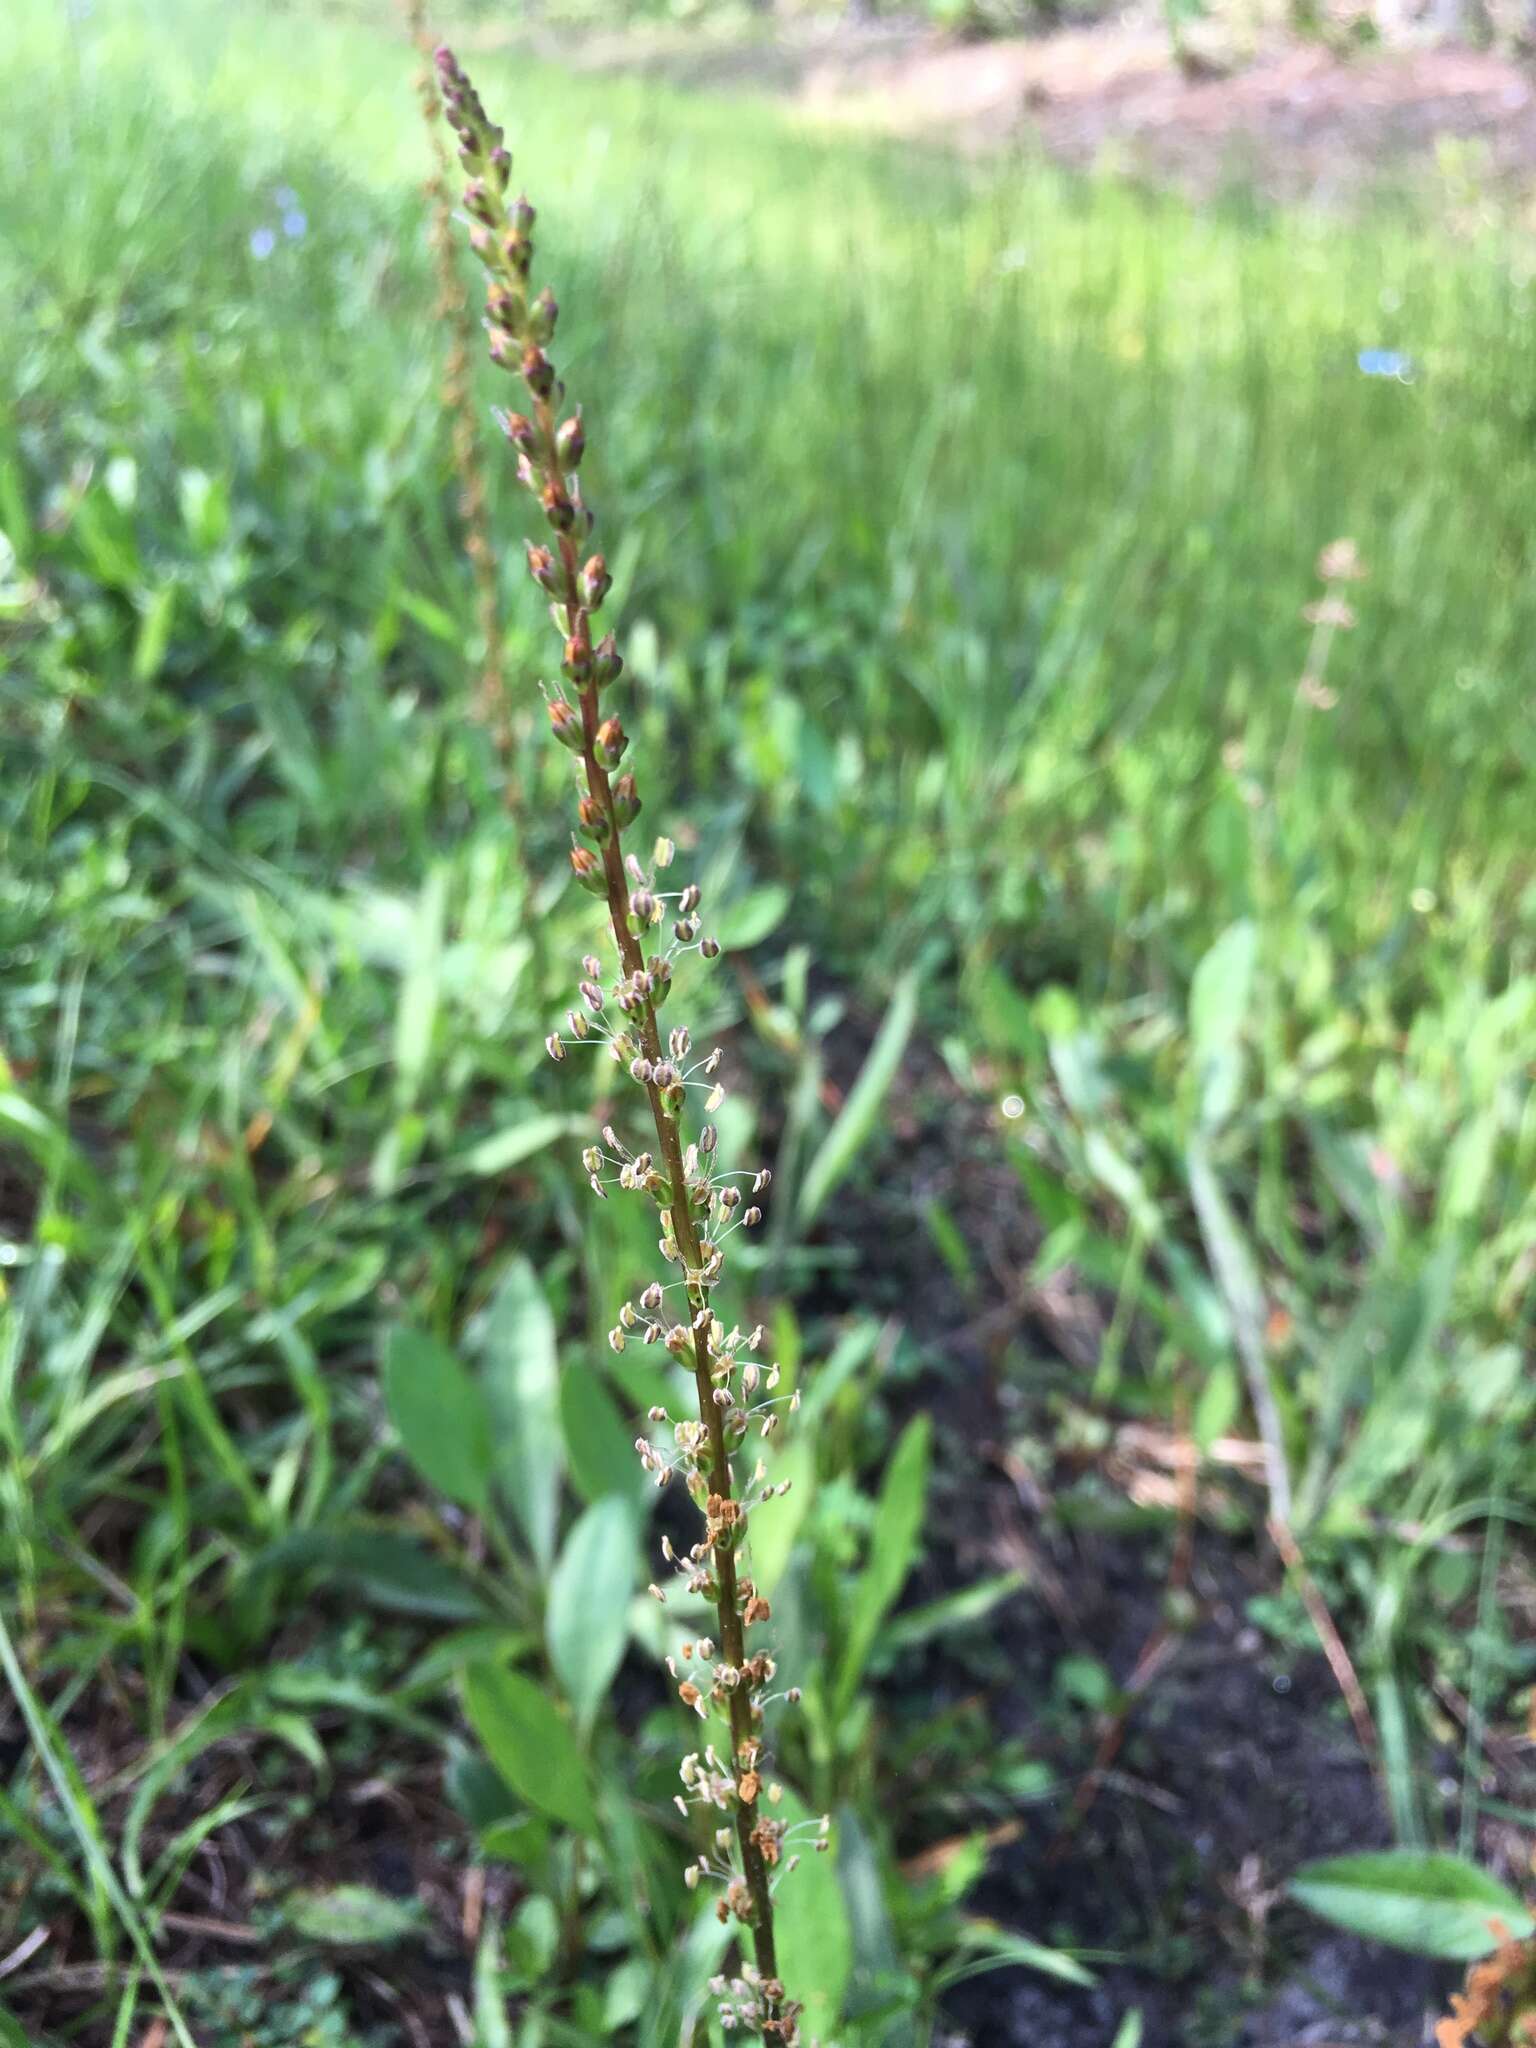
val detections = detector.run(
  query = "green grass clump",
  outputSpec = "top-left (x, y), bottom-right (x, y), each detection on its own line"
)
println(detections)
top-left (3, 0), bottom-right (1534, 2039)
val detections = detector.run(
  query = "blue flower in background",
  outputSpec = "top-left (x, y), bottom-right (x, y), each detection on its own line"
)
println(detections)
top-left (282, 209), bottom-right (309, 240)
top-left (249, 226), bottom-right (277, 261)
top-left (274, 185), bottom-right (299, 210)
top-left (1358, 348), bottom-right (1413, 381)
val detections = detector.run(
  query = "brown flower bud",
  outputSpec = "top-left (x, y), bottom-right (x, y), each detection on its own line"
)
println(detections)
top-left (612, 772), bottom-right (641, 827)
top-left (594, 717), bottom-right (626, 770)
top-left (592, 631), bottom-right (624, 689)
top-left (563, 628), bottom-right (592, 685)
top-left (500, 411), bottom-right (538, 456)
top-left (630, 888), bottom-right (657, 930)
top-left (522, 345), bottom-right (555, 399)
top-left (570, 845), bottom-right (607, 897)
top-left (547, 697), bottom-right (583, 751)
top-left (557, 411), bottom-right (586, 470)
top-left (578, 794), bottom-right (611, 844)
top-left (526, 542), bottom-right (560, 594)
top-left (580, 553), bottom-right (610, 609)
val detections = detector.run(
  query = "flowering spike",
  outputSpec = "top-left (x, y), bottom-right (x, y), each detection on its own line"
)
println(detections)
top-left (435, 52), bottom-right (803, 2044)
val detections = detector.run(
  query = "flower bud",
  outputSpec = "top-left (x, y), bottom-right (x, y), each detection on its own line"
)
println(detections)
top-left (488, 144), bottom-right (512, 192)
top-left (594, 717), bottom-right (627, 770)
top-left (680, 884), bottom-right (701, 915)
top-left (592, 632), bottom-right (624, 688)
top-left (502, 228), bottom-right (532, 278)
top-left (540, 478), bottom-right (574, 530)
top-left (630, 1056), bottom-right (654, 1084)
top-left (579, 979), bottom-right (605, 1011)
top-left (570, 845), bottom-right (607, 897)
top-left (547, 697), bottom-right (583, 751)
top-left (701, 936), bottom-right (721, 959)
top-left (528, 287), bottom-right (558, 344)
top-left (522, 345), bottom-right (556, 400)
top-left (501, 411), bottom-right (538, 456)
top-left (557, 412), bottom-right (586, 470)
top-left (612, 772), bottom-right (641, 827)
top-left (526, 542), bottom-right (560, 594)
top-left (563, 628), bottom-right (593, 685)
top-left (580, 553), bottom-right (610, 609)
top-left (545, 1033), bottom-right (564, 1062)
top-left (578, 794), bottom-right (611, 844)
top-left (463, 178), bottom-right (497, 225)
top-left (630, 888), bottom-right (657, 930)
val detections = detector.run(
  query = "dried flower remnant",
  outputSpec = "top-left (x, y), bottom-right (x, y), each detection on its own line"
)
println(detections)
top-left (432, 47), bottom-right (825, 2042)
top-left (1437, 1928), bottom-right (1536, 2047)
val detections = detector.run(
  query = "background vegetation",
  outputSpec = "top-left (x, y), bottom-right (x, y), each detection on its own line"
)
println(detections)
top-left (2, 0), bottom-right (1533, 2040)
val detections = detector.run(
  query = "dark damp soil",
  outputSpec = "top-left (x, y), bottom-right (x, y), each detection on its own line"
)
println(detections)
top-left (800, 1019), bottom-right (1455, 2048)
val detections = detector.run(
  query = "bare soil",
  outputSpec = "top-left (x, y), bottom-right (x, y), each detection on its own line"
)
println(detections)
top-left (490, 14), bottom-right (1536, 203)
top-left (802, 30), bottom-right (1536, 199)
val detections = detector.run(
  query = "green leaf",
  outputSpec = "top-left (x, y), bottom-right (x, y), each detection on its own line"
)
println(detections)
top-left (876, 1571), bottom-right (1027, 1661)
top-left (946, 1918), bottom-right (1095, 1989)
top-left (798, 969), bottom-right (920, 1230)
top-left (383, 1326), bottom-right (493, 1512)
top-left (1290, 1851), bottom-right (1533, 1959)
top-left (284, 1885), bottom-right (427, 1946)
top-left (1188, 917), bottom-right (1257, 1131)
top-left (772, 1792), bottom-right (851, 2036)
top-left (473, 1915), bottom-right (514, 2048)
top-left (560, 1369), bottom-right (643, 1507)
top-left (546, 1496), bottom-right (636, 1732)
top-left (745, 1441), bottom-right (813, 1599)
top-left (834, 1415), bottom-right (930, 1716)
top-left (250, 1527), bottom-right (489, 1621)
top-left (395, 866), bottom-right (447, 1111)
top-left (714, 883), bottom-right (792, 951)
top-left (457, 1111), bottom-right (580, 1179)
top-left (463, 1665), bottom-right (597, 1837)
top-left (471, 1259), bottom-right (563, 1574)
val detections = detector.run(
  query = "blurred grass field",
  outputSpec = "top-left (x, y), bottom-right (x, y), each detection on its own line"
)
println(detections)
top-left (3, 0), bottom-right (1535, 2039)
